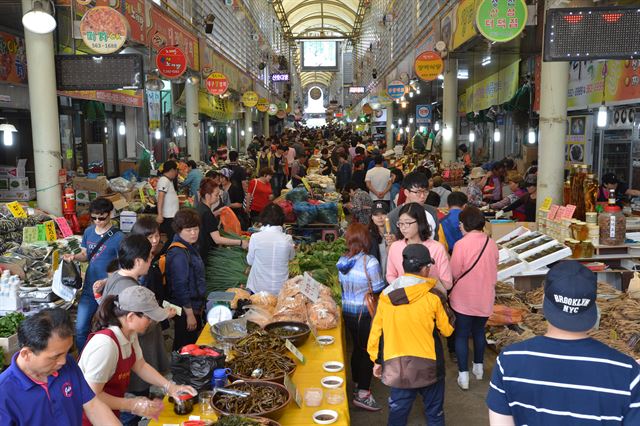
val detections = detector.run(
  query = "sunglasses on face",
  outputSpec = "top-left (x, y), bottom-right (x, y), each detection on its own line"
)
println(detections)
top-left (91, 215), bottom-right (109, 221)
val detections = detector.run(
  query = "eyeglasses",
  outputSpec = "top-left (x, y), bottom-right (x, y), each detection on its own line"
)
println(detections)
top-left (396, 221), bottom-right (417, 228)
top-left (91, 215), bottom-right (109, 221)
top-left (407, 189), bottom-right (428, 196)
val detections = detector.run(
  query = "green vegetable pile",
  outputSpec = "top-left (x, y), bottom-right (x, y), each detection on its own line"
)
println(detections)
top-left (205, 231), bottom-right (250, 293)
top-left (289, 238), bottom-right (346, 304)
top-left (0, 312), bottom-right (25, 338)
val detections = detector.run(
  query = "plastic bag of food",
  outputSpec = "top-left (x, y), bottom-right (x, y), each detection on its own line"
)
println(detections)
top-left (285, 187), bottom-right (309, 203)
top-left (241, 306), bottom-right (273, 328)
top-left (250, 291), bottom-right (277, 308)
top-left (272, 293), bottom-right (307, 323)
top-left (280, 276), bottom-right (304, 298)
top-left (226, 288), bottom-right (251, 309)
top-left (307, 300), bottom-right (339, 330)
top-left (61, 260), bottom-right (83, 289)
top-left (487, 305), bottom-right (527, 326)
top-left (293, 202), bottom-right (318, 227)
top-left (276, 200), bottom-right (296, 223)
top-left (108, 176), bottom-right (134, 193)
top-left (316, 202), bottom-right (338, 224)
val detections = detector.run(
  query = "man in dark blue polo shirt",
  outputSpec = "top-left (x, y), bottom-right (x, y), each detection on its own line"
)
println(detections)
top-left (0, 308), bottom-right (119, 426)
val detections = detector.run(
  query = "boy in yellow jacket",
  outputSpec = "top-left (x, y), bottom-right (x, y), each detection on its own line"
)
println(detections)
top-left (367, 244), bottom-right (455, 426)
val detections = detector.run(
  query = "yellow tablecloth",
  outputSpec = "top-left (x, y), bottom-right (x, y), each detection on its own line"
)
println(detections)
top-left (149, 318), bottom-right (350, 426)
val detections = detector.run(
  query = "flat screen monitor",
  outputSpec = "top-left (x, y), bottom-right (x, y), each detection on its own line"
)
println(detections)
top-left (301, 41), bottom-right (338, 71)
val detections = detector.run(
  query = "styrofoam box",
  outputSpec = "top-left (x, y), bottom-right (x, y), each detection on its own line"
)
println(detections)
top-left (501, 231), bottom-right (543, 251)
top-left (496, 226), bottom-right (531, 245)
top-left (522, 244), bottom-right (572, 272)
top-left (0, 188), bottom-right (36, 201)
top-left (119, 211), bottom-right (137, 233)
top-left (498, 260), bottom-right (528, 281)
top-left (8, 177), bottom-right (29, 190)
top-left (0, 333), bottom-right (18, 354)
top-left (513, 237), bottom-right (557, 260)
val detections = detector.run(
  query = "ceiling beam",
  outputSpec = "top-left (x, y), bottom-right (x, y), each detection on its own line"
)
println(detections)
top-left (290, 14), bottom-right (354, 34)
top-left (287, 0), bottom-right (357, 20)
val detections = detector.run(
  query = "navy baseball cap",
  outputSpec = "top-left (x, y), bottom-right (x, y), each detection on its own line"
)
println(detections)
top-left (543, 260), bottom-right (597, 332)
top-left (372, 200), bottom-right (390, 215)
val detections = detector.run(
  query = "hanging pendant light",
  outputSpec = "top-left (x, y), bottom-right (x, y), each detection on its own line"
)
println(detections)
top-left (434, 121), bottom-right (440, 132)
top-left (597, 103), bottom-right (608, 128)
top-left (22, 1), bottom-right (56, 34)
top-left (0, 123), bottom-right (17, 146)
top-left (154, 129), bottom-right (161, 140)
top-left (493, 126), bottom-right (501, 142)
top-left (118, 122), bottom-right (126, 136)
top-left (528, 127), bottom-right (536, 144)
top-left (177, 126), bottom-right (184, 136)
top-left (469, 129), bottom-right (475, 143)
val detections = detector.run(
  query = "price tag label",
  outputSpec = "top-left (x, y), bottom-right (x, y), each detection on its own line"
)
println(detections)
top-left (301, 272), bottom-right (321, 302)
top-left (55, 217), bottom-right (74, 238)
top-left (563, 204), bottom-right (576, 220)
top-left (556, 206), bottom-right (566, 222)
top-left (37, 224), bottom-right (46, 241)
top-left (283, 373), bottom-right (302, 408)
top-left (6, 201), bottom-right (27, 218)
top-left (44, 220), bottom-right (57, 241)
top-left (22, 226), bottom-right (38, 244)
top-left (52, 249), bottom-right (60, 271)
top-left (547, 205), bottom-right (559, 220)
top-left (139, 188), bottom-right (147, 203)
top-left (540, 197), bottom-right (553, 211)
top-left (285, 339), bottom-right (305, 364)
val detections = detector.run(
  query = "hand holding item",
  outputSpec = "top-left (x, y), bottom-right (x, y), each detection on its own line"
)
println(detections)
top-left (240, 239), bottom-right (249, 249)
top-left (130, 397), bottom-right (164, 420)
top-left (372, 363), bottom-right (382, 379)
top-left (164, 381), bottom-right (197, 399)
top-left (62, 253), bottom-right (75, 262)
top-left (165, 307), bottom-right (177, 319)
top-left (384, 233), bottom-right (396, 246)
top-left (155, 214), bottom-right (164, 224)
top-left (495, 210), bottom-right (505, 219)
top-left (92, 279), bottom-right (107, 295)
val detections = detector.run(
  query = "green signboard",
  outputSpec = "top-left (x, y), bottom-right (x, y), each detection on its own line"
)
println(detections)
top-left (476, 0), bottom-right (528, 43)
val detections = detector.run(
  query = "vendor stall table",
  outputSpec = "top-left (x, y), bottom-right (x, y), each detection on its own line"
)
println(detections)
top-left (149, 317), bottom-right (350, 426)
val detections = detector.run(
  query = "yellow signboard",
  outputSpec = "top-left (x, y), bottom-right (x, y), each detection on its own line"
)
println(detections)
top-left (256, 98), bottom-right (269, 113)
top-left (452, 0), bottom-right (479, 50)
top-left (242, 91), bottom-right (258, 107)
top-left (6, 201), bottom-right (27, 218)
top-left (44, 220), bottom-right (57, 241)
top-left (458, 60), bottom-right (520, 113)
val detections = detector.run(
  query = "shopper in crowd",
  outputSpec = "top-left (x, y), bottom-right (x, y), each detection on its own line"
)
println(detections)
top-left (458, 144), bottom-right (472, 169)
top-left (129, 217), bottom-right (166, 302)
top-left (441, 191), bottom-right (468, 253)
top-left (431, 176), bottom-right (451, 208)
top-left (365, 155), bottom-right (392, 202)
top-left (320, 148), bottom-right (334, 176)
top-left (336, 152), bottom-right (352, 192)
top-left (271, 145), bottom-right (288, 197)
top-left (247, 167), bottom-right (274, 222)
top-left (386, 202), bottom-right (452, 291)
top-left (179, 160), bottom-right (203, 204)
top-left (100, 234), bottom-right (174, 426)
top-left (466, 167), bottom-right (488, 208)
top-left (346, 182), bottom-right (374, 225)
top-left (165, 209), bottom-right (207, 350)
top-left (246, 203), bottom-right (295, 295)
top-left (337, 223), bottom-right (385, 411)
top-left (368, 200), bottom-right (393, 280)
top-left (198, 178), bottom-right (248, 263)
top-left (499, 176), bottom-right (537, 222)
top-left (63, 198), bottom-right (123, 351)
top-left (220, 167), bottom-right (250, 229)
top-left (387, 171), bottom-right (441, 241)
top-left (0, 308), bottom-right (120, 426)
top-left (79, 286), bottom-right (195, 424)
top-left (227, 150), bottom-right (248, 194)
top-left (485, 161), bottom-right (506, 202)
top-left (255, 145), bottom-right (272, 175)
top-left (426, 191), bottom-right (441, 208)
top-left (449, 206), bottom-right (498, 390)
top-left (389, 168), bottom-right (404, 209)
top-left (487, 260), bottom-right (640, 425)
top-left (369, 244), bottom-right (454, 426)
top-left (156, 160), bottom-right (180, 243)
top-left (598, 172), bottom-right (640, 204)
top-left (489, 173), bottom-right (527, 220)
top-left (290, 153), bottom-right (307, 188)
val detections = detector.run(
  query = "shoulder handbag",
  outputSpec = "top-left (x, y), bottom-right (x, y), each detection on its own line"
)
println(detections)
top-left (362, 256), bottom-right (379, 317)
top-left (452, 235), bottom-right (490, 287)
top-left (243, 179), bottom-right (258, 212)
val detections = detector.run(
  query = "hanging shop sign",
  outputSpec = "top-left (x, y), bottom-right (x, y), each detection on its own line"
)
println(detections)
top-left (57, 89), bottom-right (143, 108)
top-left (79, 6), bottom-right (128, 54)
top-left (309, 87), bottom-right (322, 100)
top-left (147, 90), bottom-right (161, 129)
top-left (476, 0), bottom-right (527, 43)
top-left (73, 0), bottom-right (146, 45)
top-left (414, 51), bottom-right (443, 82)
top-left (268, 104), bottom-right (278, 116)
top-left (147, 4), bottom-right (199, 70)
top-left (242, 91), bottom-right (258, 107)
top-left (568, 60), bottom-right (640, 111)
top-left (271, 73), bottom-right (290, 82)
top-left (0, 32), bottom-right (27, 84)
top-left (452, 0), bottom-right (480, 50)
top-left (205, 72), bottom-right (229, 96)
top-left (566, 115), bottom-right (588, 166)
top-left (458, 60), bottom-right (520, 113)
top-left (256, 98), bottom-right (269, 112)
top-left (416, 104), bottom-right (433, 125)
top-left (387, 80), bottom-right (406, 99)
top-left (200, 44), bottom-right (251, 92)
top-left (156, 47), bottom-right (187, 79)
top-left (276, 110), bottom-right (286, 119)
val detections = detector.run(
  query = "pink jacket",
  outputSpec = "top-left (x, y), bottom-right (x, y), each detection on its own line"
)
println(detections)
top-left (449, 231), bottom-right (499, 317)
top-left (386, 239), bottom-right (452, 291)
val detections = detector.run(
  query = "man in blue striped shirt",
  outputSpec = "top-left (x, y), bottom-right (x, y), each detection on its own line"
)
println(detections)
top-left (486, 260), bottom-right (640, 425)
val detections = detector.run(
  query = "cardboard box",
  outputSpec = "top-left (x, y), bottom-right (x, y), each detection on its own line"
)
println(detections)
top-left (89, 191), bottom-right (99, 201)
top-left (75, 190), bottom-right (90, 204)
top-left (0, 188), bottom-right (36, 201)
top-left (72, 176), bottom-right (109, 194)
top-left (119, 211), bottom-right (137, 232)
top-left (0, 159), bottom-right (26, 178)
top-left (8, 177), bottom-right (29, 190)
top-left (0, 334), bottom-right (18, 366)
top-left (0, 178), bottom-right (7, 190)
top-left (102, 192), bottom-right (128, 211)
top-left (486, 221), bottom-right (537, 240)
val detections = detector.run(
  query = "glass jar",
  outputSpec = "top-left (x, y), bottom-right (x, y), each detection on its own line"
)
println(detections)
top-left (570, 222), bottom-right (589, 241)
top-left (581, 240), bottom-right (595, 258)
top-left (598, 206), bottom-right (626, 246)
top-left (566, 239), bottom-right (583, 258)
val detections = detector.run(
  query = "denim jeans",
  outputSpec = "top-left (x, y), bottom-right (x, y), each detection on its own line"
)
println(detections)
top-left (388, 379), bottom-right (445, 426)
top-left (271, 173), bottom-right (285, 198)
top-left (453, 311), bottom-right (488, 372)
top-left (76, 294), bottom-right (98, 351)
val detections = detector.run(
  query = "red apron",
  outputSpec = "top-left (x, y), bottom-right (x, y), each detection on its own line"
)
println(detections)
top-left (81, 328), bottom-right (137, 425)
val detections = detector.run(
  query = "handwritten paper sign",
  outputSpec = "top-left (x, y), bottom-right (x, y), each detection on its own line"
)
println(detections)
top-left (55, 217), bottom-right (73, 238)
top-left (285, 339), bottom-right (305, 364)
top-left (540, 197), bottom-right (553, 211)
top-left (22, 226), bottom-right (38, 244)
top-left (563, 204), bottom-right (576, 220)
top-left (547, 205), bottom-right (560, 220)
top-left (44, 220), bottom-right (57, 241)
top-left (301, 272), bottom-right (321, 302)
top-left (6, 201), bottom-right (27, 218)
top-left (555, 206), bottom-right (566, 222)
top-left (52, 249), bottom-right (60, 271)
top-left (37, 224), bottom-right (46, 241)
top-left (283, 374), bottom-right (302, 408)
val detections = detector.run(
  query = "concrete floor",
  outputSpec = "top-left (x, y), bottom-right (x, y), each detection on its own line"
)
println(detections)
top-left (349, 343), bottom-right (496, 426)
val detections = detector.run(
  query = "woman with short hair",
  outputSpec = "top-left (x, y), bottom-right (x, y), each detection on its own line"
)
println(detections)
top-left (247, 167), bottom-right (274, 222)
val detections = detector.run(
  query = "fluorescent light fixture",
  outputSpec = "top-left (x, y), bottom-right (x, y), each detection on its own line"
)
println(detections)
top-left (22, 0), bottom-right (56, 34)
top-left (104, 126), bottom-right (108, 134)
top-left (481, 56), bottom-right (492, 67)
top-left (597, 103), bottom-right (608, 127)
top-left (457, 69), bottom-right (469, 79)
top-left (493, 127), bottom-right (501, 142)
top-left (154, 129), bottom-right (161, 140)
top-left (528, 127), bottom-right (536, 144)
top-left (469, 129), bottom-right (475, 143)
top-left (434, 121), bottom-right (440, 132)
top-left (118, 122), bottom-right (126, 136)
top-left (0, 123), bottom-right (17, 146)
top-left (209, 125), bottom-right (214, 134)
